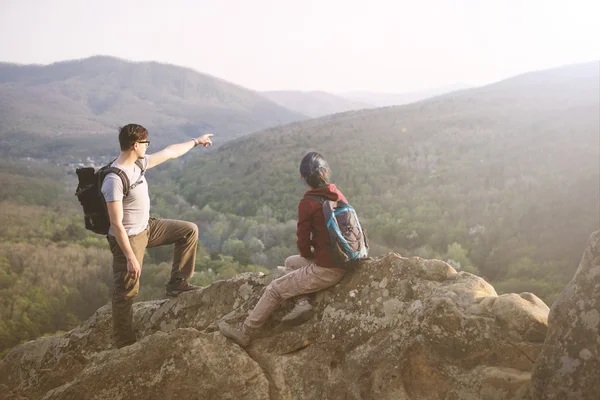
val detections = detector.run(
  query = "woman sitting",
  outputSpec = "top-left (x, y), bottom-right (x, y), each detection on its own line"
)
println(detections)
top-left (218, 151), bottom-right (350, 346)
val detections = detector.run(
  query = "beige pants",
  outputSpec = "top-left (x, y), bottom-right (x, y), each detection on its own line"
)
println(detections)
top-left (107, 217), bottom-right (198, 348)
top-left (244, 255), bottom-right (346, 330)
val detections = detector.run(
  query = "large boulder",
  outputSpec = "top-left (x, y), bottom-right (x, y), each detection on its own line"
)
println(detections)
top-left (531, 230), bottom-right (600, 400)
top-left (1, 254), bottom-right (550, 400)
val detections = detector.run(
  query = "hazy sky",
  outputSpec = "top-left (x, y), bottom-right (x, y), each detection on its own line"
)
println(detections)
top-left (1, 0), bottom-right (598, 93)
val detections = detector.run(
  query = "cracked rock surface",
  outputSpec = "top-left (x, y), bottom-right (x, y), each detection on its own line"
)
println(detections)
top-left (531, 230), bottom-right (600, 400)
top-left (1, 254), bottom-right (551, 400)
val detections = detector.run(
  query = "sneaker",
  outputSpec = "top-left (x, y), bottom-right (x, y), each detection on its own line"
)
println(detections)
top-left (218, 321), bottom-right (251, 347)
top-left (281, 300), bottom-right (313, 324)
top-left (165, 279), bottom-right (201, 297)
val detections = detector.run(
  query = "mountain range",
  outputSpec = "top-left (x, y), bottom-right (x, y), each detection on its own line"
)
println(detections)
top-left (0, 56), bottom-right (305, 145)
top-left (261, 85), bottom-right (471, 118)
top-left (340, 83), bottom-right (471, 107)
top-left (0, 56), bottom-right (478, 159)
top-left (0, 56), bottom-right (472, 149)
top-left (261, 90), bottom-right (373, 117)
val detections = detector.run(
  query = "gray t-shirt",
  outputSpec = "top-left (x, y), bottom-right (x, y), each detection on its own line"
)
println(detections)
top-left (101, 156), bottom-right (150, 236)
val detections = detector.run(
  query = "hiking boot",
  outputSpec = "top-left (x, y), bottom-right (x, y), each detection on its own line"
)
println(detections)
top-left (218, 321), bottom-right (251, 347)
top-left (281, 300), bottom-right (313, 324)
top-left (165, 279), bottom-right (201, 297)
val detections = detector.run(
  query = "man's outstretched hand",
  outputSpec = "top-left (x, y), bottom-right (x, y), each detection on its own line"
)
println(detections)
top-left (196, 134), bottom-right (213, 147)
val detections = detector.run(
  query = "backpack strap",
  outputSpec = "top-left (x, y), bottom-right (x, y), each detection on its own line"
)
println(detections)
top-left (99, 166), bottom-right (132, 198)
top-left (99, 158), bottom-right (135, 197)
top-left (135, 158), bottom-right (145, 171)
top-left (304, 194), bottom-right (325, 204)
top-left (304, 194), bottom-right (347, 208)
top-left (101, 158), bottom-right (147, 198)
top-left (128, 159), bottom-right (146, 191)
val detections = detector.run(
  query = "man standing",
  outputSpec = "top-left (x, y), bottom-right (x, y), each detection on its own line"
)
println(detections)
top-left (102, 123), bottom-right (213, 348)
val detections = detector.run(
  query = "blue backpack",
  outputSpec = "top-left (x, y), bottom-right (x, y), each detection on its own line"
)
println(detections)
top-left (305, 195), bottom-right (369, 267)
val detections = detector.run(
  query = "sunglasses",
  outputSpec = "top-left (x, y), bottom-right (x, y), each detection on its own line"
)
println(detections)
top-left (137, 140), bottom-right (150, 147)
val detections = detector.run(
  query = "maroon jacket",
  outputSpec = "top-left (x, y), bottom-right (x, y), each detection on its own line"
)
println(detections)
top-left (297, 184), bottom-right (348, 269)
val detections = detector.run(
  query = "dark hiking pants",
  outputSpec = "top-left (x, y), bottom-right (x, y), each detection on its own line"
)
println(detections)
top-left (107, 217), bottom-right (198, 348)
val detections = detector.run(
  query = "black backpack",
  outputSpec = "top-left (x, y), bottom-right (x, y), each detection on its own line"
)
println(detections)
top-left (305, 195), bottom-right (369, 268)
top-left (75, 159), bottom-right (145, 234)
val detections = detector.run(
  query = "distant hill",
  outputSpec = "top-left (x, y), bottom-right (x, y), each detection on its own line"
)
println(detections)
top-left (340, 83), bottom-right (471, 107)
top-left (261, 90), bottom-right (373, 117)
top-left (0, 56), bottom-right (305, 151)
top-left (178, 61), bottom-right (599, 295)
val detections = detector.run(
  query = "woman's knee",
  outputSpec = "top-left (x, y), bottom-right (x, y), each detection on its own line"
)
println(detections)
top-left (284, 255), bottom-right (304, 270)
top-left (284, 255), bottom-right (295, 268)
top-left (264, 281), bottom-right (284, 302)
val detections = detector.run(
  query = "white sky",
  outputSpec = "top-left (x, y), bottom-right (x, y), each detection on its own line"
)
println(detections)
top-left (1, 0), bottom-right (598, 92)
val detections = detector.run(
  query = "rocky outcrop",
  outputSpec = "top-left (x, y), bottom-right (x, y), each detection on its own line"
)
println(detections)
top-left (531, 230), bottom-right (600, 400)
top-left (1, 254), bottom-right (550, 400)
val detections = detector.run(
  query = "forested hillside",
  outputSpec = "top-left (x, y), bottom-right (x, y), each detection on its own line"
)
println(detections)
top-left (176, 61), bottom-right (600, 301)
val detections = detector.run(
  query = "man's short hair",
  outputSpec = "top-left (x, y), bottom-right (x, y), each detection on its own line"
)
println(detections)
top-left (119, 124), bottom-right (148, 150)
